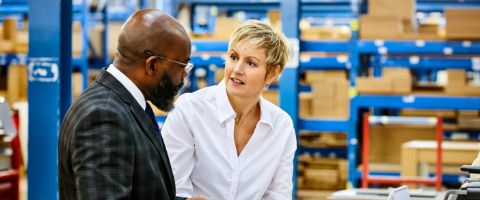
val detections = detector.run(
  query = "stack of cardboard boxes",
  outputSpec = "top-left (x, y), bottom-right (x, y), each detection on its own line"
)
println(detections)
top-left (360, 0), bottom-right (444, 40)
top-left (356, 68), bottom-right (412, 95)
top-left (298, 155), bottom-right (347, 191)
top-left (305, 70), bottom-right (349, 119)
top-left (360, 0), bottom-right (416, 40)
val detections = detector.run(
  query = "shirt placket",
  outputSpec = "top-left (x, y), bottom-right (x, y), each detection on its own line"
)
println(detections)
top-left (226, 118), bottom-right (240, 200)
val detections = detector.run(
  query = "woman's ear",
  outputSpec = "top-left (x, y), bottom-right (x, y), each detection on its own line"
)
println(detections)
top-left (145, 56), bottom-right (157, 76)
top-left (266, 66), bottom-right (281, 84)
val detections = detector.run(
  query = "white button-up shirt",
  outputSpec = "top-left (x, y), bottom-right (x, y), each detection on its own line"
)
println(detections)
top-left (162, 81), bottom-right (297, 200)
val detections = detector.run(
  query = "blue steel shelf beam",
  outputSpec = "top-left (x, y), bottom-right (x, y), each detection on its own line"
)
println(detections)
top-left (380, 56), bottom-right (480, 70)
top-left (417, 0), bottom-right (480, 13)
top-left (358, 40), bottom-right (480, 54)
top-left (351, 95), bottom-right (480, 119)
top-left (301, 41), bottom-right (350, 52)
top-left (300, 55), bottom-right (349, 70)
top-left (299, 118), bottom-right (349, 132)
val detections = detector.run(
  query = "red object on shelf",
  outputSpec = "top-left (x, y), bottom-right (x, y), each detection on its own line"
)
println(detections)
top-left (0, 111), bottom-right (21, 200)
top-left (361, 113), bottom-right (443, 191)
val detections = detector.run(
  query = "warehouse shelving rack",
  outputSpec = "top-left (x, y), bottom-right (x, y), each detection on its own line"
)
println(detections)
top-left (349, 95), bottom-right (480, 185)
top-left (352, 37), bottom-right (480, 187)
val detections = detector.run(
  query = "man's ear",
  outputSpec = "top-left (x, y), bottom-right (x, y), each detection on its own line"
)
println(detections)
top-left (266, 66), bottom-right (281, 84)
top-left (145, 56), bottom-right (157, 76)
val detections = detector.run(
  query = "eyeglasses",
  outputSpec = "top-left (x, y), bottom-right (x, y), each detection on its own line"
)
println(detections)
top-left (144, 50), bottom-right (194, 73)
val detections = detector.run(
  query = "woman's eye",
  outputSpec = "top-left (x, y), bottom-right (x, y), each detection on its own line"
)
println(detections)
top-left (230, 55), bottom-right (238, 61)
top-left (247, 61), bottom-right (257, 67)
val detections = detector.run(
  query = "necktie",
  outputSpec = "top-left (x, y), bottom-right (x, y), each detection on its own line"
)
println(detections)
top-left (145, 103), bottom-right (162, 142)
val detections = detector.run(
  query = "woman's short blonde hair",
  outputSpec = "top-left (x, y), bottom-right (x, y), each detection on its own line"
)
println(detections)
top-left (228, 20), bottom-right (290, 76)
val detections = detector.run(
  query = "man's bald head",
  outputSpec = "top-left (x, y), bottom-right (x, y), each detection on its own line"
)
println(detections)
top-left (114, 9), bottom-right (190, 66)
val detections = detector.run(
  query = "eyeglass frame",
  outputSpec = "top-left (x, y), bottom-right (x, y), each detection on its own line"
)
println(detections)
top-left (144, 50), bottom-right (194, 73)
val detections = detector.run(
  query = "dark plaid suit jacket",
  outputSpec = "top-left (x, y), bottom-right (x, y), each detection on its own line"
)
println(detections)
top-left (59, 70), bottom-right (179, 200)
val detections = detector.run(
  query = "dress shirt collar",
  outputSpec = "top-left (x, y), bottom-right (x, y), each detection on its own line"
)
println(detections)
top-left (106, 64), bottom-right (147, 110)
top-left (215, 81), bottom-right (273, 129)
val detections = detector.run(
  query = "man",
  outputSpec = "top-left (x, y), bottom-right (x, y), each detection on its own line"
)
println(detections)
top-left (58, 9), bottom-right (202, 200)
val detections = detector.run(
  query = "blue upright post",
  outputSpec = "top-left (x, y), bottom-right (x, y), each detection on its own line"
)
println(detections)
top-left (347, 5), bottom-right (360, 188)
top-left (280, 0), bottom-right (300, 198)
top-left (28, 0), bottom-right (72, 199)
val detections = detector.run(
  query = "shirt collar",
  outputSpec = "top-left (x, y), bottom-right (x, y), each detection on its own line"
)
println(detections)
top-left (215, 81), bottom-right (236, 124)
top-left (215, 81), bottom-right (273, 129)
top-left (106, 64), bottom-right (147, 110)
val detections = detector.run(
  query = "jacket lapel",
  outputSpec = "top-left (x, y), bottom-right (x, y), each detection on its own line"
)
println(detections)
top-left (95, 70), bottom-right (175, 196)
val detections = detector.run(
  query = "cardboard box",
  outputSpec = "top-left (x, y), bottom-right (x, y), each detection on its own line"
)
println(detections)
top-left (464, 85), bottom-right (480, 96)
top-left (382, 68), bottom-right (410, 79)
top-left (72, 72), bottom-right (83, 100)
top-left (304, 169), bottom-right (338, 189)
top-left (301, 26), bottom-right (351, 40)
top-left (458, 110), bottom-right (479, 117)
top-left (371, 125), bottom-right (436, 163)
top-left (71, 21), bottom-right (83, 57)
top-left (447, 69), bottom-right (466, 86)
top-left (3, 18), bottom-right (17, 42)
top-left (368, 0), bottom-right (416, 28)
top-left (0, 40), bottom-right (14, 53)
top-left (356, 77), bottom-right (392, 94)
top-left (300, 157), bottom-right (348, 190)
top-left (14, 31), bottom-right (28, 53)
top-left (419, 24), bottom-right (439, 35)
top-left (391, 77), bottom-right (412, 94)
top-left (401, 140), bottom-right (478, 184)
top-left (299, 92), bottom-right (313, 118)
top-left (399, 32), bottom-right (444, 41)
top-left (446, 8), bottom-right (480, 39)
top-left (7, 64), bottom-right (28, 104)
top-left (444, 69), bottom-right (480, 96)
top-left (311, 79), bottom-right (349, 119)
top-left (360, 15), bottom-right (403, 40)
top-left (305, 70), bottom-right (346, 84)
top-left (458, 116), bottom-right (480, 130)
top-left (382, 68), bottom-right (413, 94)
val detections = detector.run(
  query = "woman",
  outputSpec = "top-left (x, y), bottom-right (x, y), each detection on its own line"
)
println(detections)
top-left (162, 20), bottom-right (296, 200)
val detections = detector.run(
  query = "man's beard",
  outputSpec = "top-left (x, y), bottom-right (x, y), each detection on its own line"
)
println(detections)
top-left (149, 73), bottom-right (184, 112)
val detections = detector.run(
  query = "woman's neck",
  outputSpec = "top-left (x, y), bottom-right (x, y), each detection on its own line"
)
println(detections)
top-left (227, 94), bottom-right (260, 122)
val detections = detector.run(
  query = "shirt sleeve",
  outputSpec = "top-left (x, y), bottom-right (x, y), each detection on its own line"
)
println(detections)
top-left (161, 95), bottom-right (195, 198)
top-left (262, 117), bottom-right (297, 200)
